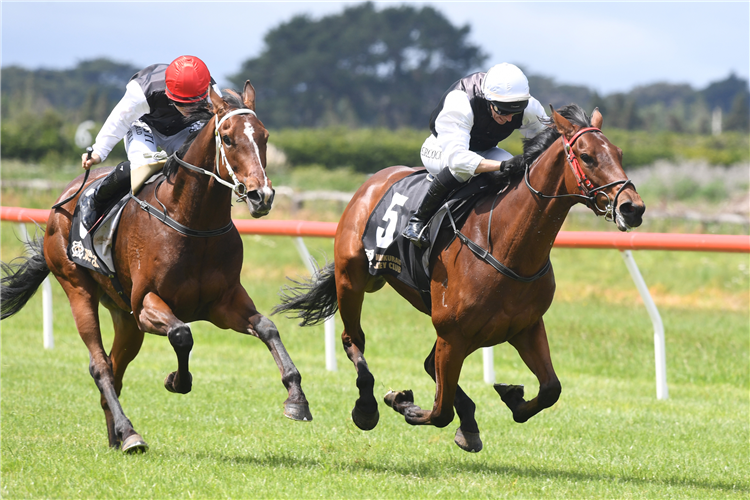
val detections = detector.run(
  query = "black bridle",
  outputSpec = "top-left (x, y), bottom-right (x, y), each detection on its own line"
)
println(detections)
top-left (524, 127), bottom-right (635, 222)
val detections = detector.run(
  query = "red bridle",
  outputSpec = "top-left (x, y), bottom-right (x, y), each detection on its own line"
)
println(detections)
top-left (561, 126), bottom-right (601, 195)
top-left (524, 126), bottom-right (635, 222)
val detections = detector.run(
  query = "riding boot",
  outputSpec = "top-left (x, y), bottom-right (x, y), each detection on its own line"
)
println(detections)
top-left (401, 168), bottom-right (463, 248)
top-left (80, 161), bottom-right (131, 231)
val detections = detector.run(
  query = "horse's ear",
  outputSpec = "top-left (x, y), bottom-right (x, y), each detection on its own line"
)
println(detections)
top-left (550, 104), bottom-right (576, 140)
top-left (242, 80), bottom-right (256, 111)
top-left (209, 86), bottom-right (227, 116)
top-left (591, 107), bottom-right (603, 129)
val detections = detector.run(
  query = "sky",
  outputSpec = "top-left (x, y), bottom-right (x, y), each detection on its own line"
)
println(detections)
top-left (2, 1), bottom-right (748, 96)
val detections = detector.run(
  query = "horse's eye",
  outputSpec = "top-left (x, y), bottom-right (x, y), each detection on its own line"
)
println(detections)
top-left (580, 153), bottom-right (593, 164)
top-left (222, 135), bottom-right (232, 147)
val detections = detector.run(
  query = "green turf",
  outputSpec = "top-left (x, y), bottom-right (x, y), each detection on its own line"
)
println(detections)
top-left (1, 215), bottom-right (747, 498)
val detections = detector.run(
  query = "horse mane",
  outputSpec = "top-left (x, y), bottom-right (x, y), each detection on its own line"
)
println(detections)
top-left (481, 103), bottom-right (591, 187)
top-left (162, 89), bottom-right (249, 177)
top-left (521, 103), bottom-right (592, 168)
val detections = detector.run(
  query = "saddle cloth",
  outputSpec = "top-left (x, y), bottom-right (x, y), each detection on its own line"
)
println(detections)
top-left (68, 177), bottom-right (130, 276)
top-left (361, 169), bottom-right (503, 312)
top-left (68, 166), bottom-right (166, 272)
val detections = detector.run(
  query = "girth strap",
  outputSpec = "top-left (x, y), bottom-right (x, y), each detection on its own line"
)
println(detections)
top-left (129, 193), bottom-right (234, 238)
top-left (446, 209), bottom-right (551, 283)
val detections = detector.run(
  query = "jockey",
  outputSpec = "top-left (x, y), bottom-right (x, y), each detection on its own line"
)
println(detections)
top-left (402, 63), bottom-right (549, 247)
top-left (79, 55), bottom-right (220, 229)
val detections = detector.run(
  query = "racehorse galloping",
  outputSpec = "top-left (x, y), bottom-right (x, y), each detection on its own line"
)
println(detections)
top-left (275, 105), bottom-right (645, 453)
top-left (1, 82), bottom-right (312, 453)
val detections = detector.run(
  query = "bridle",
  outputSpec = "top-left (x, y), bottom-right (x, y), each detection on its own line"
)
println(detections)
top-left (131, 108), bottom-right (265, 238)
top-left (524, 127), bottom-right (635, 222)
top-left (172, 108), bottom-right (260, 203)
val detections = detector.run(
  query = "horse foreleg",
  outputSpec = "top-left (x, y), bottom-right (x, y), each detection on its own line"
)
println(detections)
top-left (210, 286), bottom-right (312, 422)
top-left (423, 343), bottom-right (482, 453)
top-left (137, 292), bottom-right (193, 394)
top-left (497, 319), bottom-right (561, 423)
top-left (385, 336), bottom-right (465, 429)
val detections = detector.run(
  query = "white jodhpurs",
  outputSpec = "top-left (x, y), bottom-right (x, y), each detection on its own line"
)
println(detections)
top-left (419, 134), bottom-right (514, 182)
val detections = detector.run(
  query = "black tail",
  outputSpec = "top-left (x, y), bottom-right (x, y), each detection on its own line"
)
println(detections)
top-left (1, 234), bottom-right (50, 320)
top-left (272, 261), bottom-right (338, 327)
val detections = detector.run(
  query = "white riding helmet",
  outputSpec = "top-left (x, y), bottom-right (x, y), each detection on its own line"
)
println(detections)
top-left (482, 63), bottom-right (531, 103)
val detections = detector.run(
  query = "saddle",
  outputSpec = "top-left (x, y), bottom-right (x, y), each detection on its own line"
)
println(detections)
top-left (67, 164), bottom-right (165, 307)
top-left (361, 170), bottom-right (507, 312)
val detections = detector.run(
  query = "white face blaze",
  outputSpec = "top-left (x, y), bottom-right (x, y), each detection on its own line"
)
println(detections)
top-left (243, 121), bottom-right (274, 204)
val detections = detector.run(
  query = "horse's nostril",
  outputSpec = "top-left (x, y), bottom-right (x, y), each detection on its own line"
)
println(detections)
top-left (247, 190), bottom-right (262, 204)
top-left (619, 202), bottom-right (635, 215)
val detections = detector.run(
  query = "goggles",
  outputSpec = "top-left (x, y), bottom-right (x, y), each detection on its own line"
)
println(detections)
top-left (489, 99), bottom-right (528, 116)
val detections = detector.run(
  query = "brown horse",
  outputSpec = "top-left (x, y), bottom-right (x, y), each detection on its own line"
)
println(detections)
top-left (1, 82), bottom-right (312, 453)
top-left (274, 105), bottom-right (645, 453)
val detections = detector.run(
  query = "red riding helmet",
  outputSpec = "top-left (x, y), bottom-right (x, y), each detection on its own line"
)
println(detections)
top-left (165, 55), bottom-right (211, 103)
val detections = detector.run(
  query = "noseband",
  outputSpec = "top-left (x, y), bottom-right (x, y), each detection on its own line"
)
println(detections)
top-left (173, 108), bottom-right (260, 203)
top-left (524, 127), bottom-right (635, 222)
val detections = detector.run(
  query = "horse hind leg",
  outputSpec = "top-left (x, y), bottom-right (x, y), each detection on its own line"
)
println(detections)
top-left (61, 280), bottom-right (144, 451)
top-left (337, 270), bottom-right (380, 431)
top-left (106, 303), bottom-right (148, 452)
top-left (497, 319), bottom-right (562, 423)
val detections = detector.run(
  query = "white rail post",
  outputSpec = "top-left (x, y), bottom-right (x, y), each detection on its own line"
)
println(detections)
top-left (18, 223), bottom-right (54, 349)
top-left (292, 236), bottom-right (337, 371)
top-left (621, 250), bottom-right (668, 400)
top-left (483, 347), bottom-right (495, 384)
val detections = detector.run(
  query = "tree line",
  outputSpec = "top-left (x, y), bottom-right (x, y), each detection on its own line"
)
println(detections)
top-left (1, 2), bottom-right (748, 165)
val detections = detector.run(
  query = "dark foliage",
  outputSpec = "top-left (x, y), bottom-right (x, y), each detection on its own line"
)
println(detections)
top-left (228, 2), bottom-right (486, 128)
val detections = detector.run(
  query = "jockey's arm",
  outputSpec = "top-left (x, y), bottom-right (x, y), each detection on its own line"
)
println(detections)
top-left (89, 80), bottom-right (151, 165)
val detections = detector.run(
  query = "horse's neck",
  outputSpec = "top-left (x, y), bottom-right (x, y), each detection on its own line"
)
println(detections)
top-left (163, 125), bottom-right (233, 227)
top-left (489, 143), bottom-right (576, 275)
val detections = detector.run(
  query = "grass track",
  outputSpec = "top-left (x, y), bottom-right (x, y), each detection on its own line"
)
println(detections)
top-left (1, 221), bottom-right (748, 498)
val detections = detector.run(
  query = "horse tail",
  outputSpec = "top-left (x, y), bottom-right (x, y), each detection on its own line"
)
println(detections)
top-left (1, 234), bottom-right (50, 320)
top-left (273, 261), bottom-right (338, 327)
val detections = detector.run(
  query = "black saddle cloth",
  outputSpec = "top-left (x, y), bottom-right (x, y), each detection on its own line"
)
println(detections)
top-left (69, 177), bottom-right (131, 275)
top-left (361, 169), bottom-right (506, 312)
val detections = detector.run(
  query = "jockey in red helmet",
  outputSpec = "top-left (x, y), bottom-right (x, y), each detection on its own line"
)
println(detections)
top-left (79, 56), bottom-right (218, 231)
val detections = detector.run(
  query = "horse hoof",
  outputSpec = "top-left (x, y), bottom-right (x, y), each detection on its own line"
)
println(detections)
top-left (122, 434), bottom-right (149, 454)
top-left (383, 389), bottom-right (414, 408)
top-left (493, 383), bottom-right (524, 399)
top-left (284, 402), bottom-right (313, 422)
top-left (454, 427), bottom-right (482, 453)
top-left (351, 405), bottom-right (379, 431)
top-left (164, 372), bottom-right (192, 394)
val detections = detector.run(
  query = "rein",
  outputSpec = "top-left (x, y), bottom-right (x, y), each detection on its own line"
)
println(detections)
top-left (524, 127), bottom-right (635, 222)
top-left (132, 107), bottom-right (259, 237)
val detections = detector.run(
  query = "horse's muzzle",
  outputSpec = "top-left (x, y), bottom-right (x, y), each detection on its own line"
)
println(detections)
top-left (615, 199), bottom-right (646, 231)
top-left (247, 186), bottom-right (275, 218)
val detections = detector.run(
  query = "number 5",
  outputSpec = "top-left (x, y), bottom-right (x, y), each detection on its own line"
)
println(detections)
top-left (376, 193), bottom-right (409, 248)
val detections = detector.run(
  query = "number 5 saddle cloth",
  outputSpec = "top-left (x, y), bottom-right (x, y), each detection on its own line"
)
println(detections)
top-left (361, 169), bottom-right (506, 312)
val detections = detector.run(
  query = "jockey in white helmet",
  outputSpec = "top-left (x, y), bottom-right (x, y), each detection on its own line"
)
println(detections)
top-left (402, 63), bottom-right (549, 247)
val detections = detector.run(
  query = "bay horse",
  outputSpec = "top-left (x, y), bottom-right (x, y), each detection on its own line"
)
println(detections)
top-left (274, 105), bottom-right (645, 453)
top-left (1, 82), bottom-right (312, 453)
